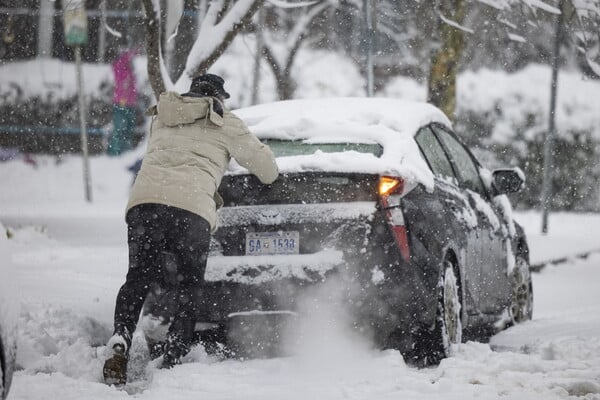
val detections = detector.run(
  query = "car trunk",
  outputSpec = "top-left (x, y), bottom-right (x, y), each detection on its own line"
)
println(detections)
top-left (214, 172), bottom-right (379, 252)
top-left (197, 173), bottom-right (381, 314)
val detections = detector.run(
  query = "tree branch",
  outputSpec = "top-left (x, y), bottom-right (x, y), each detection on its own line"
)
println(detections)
top-left (181, 0), bottom-right (265, 85)
top-left (261, 41), bottom-right (284, 82)
top-left (141, 0), bottom-right (166, 99)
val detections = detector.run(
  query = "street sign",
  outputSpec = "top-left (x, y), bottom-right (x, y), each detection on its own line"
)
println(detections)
top-left (63, 0), bottom-right (88, 46)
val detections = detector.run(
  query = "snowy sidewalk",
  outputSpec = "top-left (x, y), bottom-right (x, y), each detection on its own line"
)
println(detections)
top-left (514, 211), bottom-right (600, 269)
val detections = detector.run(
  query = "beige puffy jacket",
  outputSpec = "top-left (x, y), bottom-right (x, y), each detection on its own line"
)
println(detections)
top-left (127, 92), bottom-right (278, 230)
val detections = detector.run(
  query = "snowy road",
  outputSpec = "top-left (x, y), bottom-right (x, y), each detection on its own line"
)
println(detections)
top-left (1, 214), bottom-right (599, 400)
top-left (1, 156), bottom-right (600, 399)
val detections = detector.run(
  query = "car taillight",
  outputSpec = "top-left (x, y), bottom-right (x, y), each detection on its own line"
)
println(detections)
top-left (378, 176), bottom-right (411, 263)
top-left (378, 176), bottom-right (404, 197)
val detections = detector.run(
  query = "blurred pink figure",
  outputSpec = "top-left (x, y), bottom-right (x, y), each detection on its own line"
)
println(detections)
top-left (108, 48), bottom-right (138, 156)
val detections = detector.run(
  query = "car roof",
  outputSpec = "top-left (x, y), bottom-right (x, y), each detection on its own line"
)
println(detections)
top-left (235, 97), bottom-right (451, 142)
top-left (232, 97), bottom-right (453, 191)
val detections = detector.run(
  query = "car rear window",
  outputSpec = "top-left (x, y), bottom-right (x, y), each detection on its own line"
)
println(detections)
top-left (219, 173), bottom-right (379, 206)
top-left (261, 139), bottom-right (383, 157)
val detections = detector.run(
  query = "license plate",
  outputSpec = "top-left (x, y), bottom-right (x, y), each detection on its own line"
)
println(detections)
top-left (246, 231), bottom-right (300, 255)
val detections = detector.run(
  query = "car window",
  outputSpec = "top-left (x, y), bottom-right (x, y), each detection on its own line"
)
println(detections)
top-left (261, 139), bottom-right (383, 157)
top-left (415, 127), bottom-right (456, 180)
top-left (431, 125), bottom-right (486, 196)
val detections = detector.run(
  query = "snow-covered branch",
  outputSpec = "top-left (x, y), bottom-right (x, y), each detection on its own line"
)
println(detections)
top-left (438, 11), bottom-right (475, 34)
top-left (522, 0), bottom-right (561, 14)
top-left (177, 0), bottom-right (263, 92)
top-left (266, 0), bottom-right (318, 8)
top-left (100, 0), bottom-right (122, 39)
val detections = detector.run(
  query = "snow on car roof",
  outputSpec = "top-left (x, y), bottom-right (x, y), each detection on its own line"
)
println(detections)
top-left (232, 97), bottom-right (452, 191)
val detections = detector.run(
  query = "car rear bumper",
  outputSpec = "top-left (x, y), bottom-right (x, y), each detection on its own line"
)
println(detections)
top-left (205, 249), bottom-right (344, 284)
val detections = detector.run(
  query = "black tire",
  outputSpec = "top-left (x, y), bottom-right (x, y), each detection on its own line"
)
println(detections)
top-left (509, 252), bottom-right (533, 324)
top-left (411, 260), bottom-right (463, 366)
top-left (435, 261), bottom-right (463, 357)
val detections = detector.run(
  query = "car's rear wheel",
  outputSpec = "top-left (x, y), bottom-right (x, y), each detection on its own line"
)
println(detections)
top-left (436, 261), bottom-right (463, 357)
top-left (410, 260), bottom-right (463, 366)
top-left (509, 252), bottom-right (533, 324)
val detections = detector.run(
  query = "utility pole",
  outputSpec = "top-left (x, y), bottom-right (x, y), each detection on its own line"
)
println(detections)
top-left (541, 0), bottom-right (563, 234)
top-left (74, 46), bottom-right (92, 202)
top-left (363, 0), bottom-right (374, 97)
top-left (63, 0), bottom-right (92, 202)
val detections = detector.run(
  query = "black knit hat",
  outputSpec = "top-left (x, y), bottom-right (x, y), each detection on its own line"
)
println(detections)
top-left (188, 73), bottom-right (230, 99)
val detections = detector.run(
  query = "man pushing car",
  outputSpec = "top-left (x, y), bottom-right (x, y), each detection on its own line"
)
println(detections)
top-left (103, 74), bottom-right (279, 386)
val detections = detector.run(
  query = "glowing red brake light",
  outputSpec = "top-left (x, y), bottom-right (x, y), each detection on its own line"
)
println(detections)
top-left (378, 176), bottom-right (410, 263)
top-left (378, 176), bottom-right (404, 197)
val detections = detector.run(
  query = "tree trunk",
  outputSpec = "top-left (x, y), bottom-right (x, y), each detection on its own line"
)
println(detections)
top-left (278, 78), bottom-right (296, 100)
top-left (141, 0), bottom-right (166, 99)
top-left (169, 0), bottom-right (198, 82)
top-left (261, 45), bottom-right (297, 101)
top-left (427, 0), bottom-right (467, 121)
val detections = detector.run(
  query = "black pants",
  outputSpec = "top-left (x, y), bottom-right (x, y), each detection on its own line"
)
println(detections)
top-left (113, 203), bottom-right (211, 350)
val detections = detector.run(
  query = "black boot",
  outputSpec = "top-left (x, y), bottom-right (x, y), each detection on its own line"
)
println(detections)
top-left (161, 332), bottom-right (190, 369)
top-left (103, 332), bottom-right (131, 386)
top-left (160, 318), bottom-right (195, 369)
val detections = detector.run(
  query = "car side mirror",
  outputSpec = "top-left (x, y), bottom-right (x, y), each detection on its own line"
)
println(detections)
top-left (492, 168), bottom-right (525, 195)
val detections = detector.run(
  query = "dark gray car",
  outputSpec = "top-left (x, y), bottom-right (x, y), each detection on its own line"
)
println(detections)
top-left (142, 98), bottom-right (533, 365)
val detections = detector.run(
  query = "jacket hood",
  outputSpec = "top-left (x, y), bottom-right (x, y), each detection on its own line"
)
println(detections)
top-left (156, 91), bottom-right (224, 127)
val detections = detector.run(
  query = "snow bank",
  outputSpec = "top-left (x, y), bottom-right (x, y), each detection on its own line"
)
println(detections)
top-left (459, 65), bottom-right (600, 143)
top-left (0, 151), bottom-right (141, 210)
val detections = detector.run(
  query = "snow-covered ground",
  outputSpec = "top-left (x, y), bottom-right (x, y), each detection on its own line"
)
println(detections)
top-left (1, 152), bottom-right (600, 399)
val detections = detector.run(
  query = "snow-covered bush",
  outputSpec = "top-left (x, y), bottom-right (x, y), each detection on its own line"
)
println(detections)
top-left (454, 65), bottom-right (600, 211)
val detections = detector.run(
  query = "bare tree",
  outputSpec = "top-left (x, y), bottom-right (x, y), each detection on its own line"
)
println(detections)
top-left (141, 0), bottom-right (267, 99)
top-left (427, 0), bottom-right (469, 120)
top-left (258, 0), bottom-right (338, 100)
top-left (425, 0), bottom-right (600, 120)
